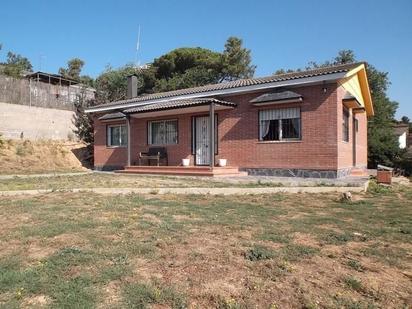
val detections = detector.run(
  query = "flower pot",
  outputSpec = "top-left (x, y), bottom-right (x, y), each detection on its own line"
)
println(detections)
top-left (182, 159), bottom-right (190, 167)
top-left (218, 159), bottom-right (227, 167)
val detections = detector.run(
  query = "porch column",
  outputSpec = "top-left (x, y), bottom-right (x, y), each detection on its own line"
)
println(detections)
top-left (209, 102), bottom-right (215, 168)
top-left (126, 114), bottom-right (131, 166)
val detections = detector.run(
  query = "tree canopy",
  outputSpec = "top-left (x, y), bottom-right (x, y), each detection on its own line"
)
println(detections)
top-left (58, 58), bottom-right (94, 87)
top-left (93, 36), bottom-right (256, 103)
top-left (0, 49), bottom-right (33, 78)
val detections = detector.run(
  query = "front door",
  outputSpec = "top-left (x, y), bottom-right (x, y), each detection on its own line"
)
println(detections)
top-left (195, 116), bottom-right (210, 165)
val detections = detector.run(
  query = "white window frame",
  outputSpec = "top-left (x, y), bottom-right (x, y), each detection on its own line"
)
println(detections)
top-left (259, 107), bottom-right (301, 141)
top-left (148, 119), bottom-right (178, 145)
top-left (107, 124), bottom-right (127, 147)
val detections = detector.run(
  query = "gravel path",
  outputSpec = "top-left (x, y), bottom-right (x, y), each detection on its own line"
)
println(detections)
top-left (0, 183), bottom-right (368, 196)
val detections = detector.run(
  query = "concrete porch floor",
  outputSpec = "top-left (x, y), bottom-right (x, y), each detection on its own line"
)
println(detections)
top-left (116, 165), bottom-right (248, 177)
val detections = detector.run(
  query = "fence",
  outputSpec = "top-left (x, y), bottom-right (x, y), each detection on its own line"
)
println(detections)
top-left (0, 75), bottom-right (95, 111)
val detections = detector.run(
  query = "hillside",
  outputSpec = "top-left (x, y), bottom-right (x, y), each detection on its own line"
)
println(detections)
top-left (0, 138), bottom-right (89, 175)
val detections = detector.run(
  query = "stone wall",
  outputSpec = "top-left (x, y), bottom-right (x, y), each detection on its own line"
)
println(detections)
top-left (0, 102), bottom-right (75, 140)
top-left (0, 75), bottom-right (95, 111)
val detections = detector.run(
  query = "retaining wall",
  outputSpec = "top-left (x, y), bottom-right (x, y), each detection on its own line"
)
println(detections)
top-left (0, 102), bottom-right (75, 140)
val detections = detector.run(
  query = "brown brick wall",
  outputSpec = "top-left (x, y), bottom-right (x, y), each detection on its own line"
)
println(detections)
top-left (336, 86), bottom-right (368, 169)
top-left (93, 83), bottom-right (368, 171)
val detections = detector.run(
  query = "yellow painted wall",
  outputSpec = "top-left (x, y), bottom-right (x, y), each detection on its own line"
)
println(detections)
top-left (338, 74), bottom-right (365, 107)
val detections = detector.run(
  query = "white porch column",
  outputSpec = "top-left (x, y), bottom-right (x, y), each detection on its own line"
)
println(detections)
top-left (209, 102), bottom-right (215, 169)
top-left (126, 114), bottom-right (131, 166)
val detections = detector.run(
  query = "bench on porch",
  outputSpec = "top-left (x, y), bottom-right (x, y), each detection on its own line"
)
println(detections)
top-left (138, 147), bottom-right (168, 166)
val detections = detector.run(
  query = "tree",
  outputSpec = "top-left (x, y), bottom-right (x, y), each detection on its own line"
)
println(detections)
top-left (219, 37), bottom-right (256, 82)
top-left (2, 51), bottom-right (33, 78)
top-left (151, 47), bottom-right (221, 92)
top-left (274, 50), bottom-right (401, 167)
top-left (95, 64), bottom-right (145, 103)
top-left (59, 58), bottom-right (85, 81)
top-left (401, 116), bottom-right (410, 124)
top-left (73, 89), bottom-right (94, 145)
top-left (94, 36), bottom-right (257, 102)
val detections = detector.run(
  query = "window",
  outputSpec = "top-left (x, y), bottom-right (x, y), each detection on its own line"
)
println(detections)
top-left (342, 107), bottom-right (349, 142)
top-left (259, 107), bottom-right (301, 141)
top-left (148, 119), bottom-right (178, 145)
top-left (107, 124), bottom-right (127, 147)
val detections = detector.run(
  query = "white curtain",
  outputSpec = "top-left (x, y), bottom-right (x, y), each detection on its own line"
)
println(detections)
top-left (260, 120), bottom-right (270, 139)
top-left (260, 107), bottom-right (300, 121)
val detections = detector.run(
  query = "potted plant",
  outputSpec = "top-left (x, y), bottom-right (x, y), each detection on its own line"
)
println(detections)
top-left (218, 158), bottom-right (227, 167)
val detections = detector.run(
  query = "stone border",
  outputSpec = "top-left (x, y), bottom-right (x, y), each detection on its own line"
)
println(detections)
top-left (0, 183), bottom-right (369, 196)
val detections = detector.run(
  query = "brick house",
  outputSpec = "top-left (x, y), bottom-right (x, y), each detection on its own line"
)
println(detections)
top-left (86, 62), bottom-right (373, 178)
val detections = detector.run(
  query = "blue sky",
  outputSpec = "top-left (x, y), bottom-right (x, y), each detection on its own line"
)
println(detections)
top-left (1, 0), bottom-right (411, 118)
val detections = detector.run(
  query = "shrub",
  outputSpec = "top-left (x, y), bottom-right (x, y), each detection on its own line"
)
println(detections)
top-left (346, 259), bottom-right (365, 272)
top-left (367, 180), bottom-right (392, 195)
top-left (343, 276), bottom-right (363, 292)
top-left (0, 133), bottom-right (4, 148)
top-left (245, 245), bottom-right (274, 261)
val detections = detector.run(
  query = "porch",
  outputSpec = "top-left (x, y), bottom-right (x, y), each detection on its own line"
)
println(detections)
top-left (116, 165), bottom-right (248, 177)
top-left (101, 98), bottom-right (242, 176)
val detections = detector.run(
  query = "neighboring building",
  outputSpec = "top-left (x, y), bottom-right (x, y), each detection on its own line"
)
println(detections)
top-left (86, 62), bottom-right (373, 178)
top-left (393, 123), bottom-right (409, 149)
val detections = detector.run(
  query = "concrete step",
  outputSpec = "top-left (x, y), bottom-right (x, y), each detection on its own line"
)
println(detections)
top-left (350, 168), bottom-right (369, 177)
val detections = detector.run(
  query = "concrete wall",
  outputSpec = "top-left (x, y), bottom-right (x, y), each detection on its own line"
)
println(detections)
top-left (0, 102), bottom-right (75, 140)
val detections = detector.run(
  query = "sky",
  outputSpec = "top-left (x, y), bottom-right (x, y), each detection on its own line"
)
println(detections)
top-left (1, 0), bottom-right (411, 119)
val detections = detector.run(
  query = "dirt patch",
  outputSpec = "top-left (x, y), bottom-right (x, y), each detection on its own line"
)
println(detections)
top-left (141, 213), bottom-right (162, 224)
top-left (97, 281), bottom-right (122, 309)
top-left (292, 232), bottom-right (320, 247)
top-left (0, 140), bottom-right (87, 175)
top-left (21, 295), bottom-right (51, 308)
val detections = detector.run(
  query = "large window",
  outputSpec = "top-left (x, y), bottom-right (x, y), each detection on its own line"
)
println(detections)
top-left (148, 119), bottom-right (178, 145)
top-left (107, 124), bottom-right (127, 147)
top-left (342, 107), bottom-right (349, 142)
top-left (259, 107), bottom-right (301, 141)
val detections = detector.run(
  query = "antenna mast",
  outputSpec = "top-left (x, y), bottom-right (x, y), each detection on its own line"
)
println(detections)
top-left (135, 25), bottom-right (141, 68)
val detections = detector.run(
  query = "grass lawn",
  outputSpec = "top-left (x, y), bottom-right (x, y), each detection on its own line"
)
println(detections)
top-left (0, 182), bottom-right (411, 308)
top-left (0, 173), bottom-right (290, 191)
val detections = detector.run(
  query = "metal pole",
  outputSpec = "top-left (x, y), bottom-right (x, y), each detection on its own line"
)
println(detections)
top-left (209, 102), bottom-right (215, 169)
top-left (126, 115), bottom-right (131, 166)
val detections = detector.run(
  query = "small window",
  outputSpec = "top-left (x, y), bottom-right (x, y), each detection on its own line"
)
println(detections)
top-left (107, 124), bottom-right (127, 147)
top-left (148, 119), bottom-right (178, 145)
top-left (343, 107), bottom-right (349, 142)
top-left (259, 107), bottom-right (301, 141)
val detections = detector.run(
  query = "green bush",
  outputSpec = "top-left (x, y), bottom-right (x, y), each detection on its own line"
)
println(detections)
top-left (245, 245), bottom-right (274, 261)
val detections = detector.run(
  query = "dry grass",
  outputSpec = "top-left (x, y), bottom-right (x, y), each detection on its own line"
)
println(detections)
top-left (0, 139), bottom-right (87, 175)
top-left (0, 183), bottom-right (411, 308)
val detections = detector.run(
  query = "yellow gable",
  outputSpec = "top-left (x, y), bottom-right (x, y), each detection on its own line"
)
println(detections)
top-left (337, 63), bottom-right (374, 116)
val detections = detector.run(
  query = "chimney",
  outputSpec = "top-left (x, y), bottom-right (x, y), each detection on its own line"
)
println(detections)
top-left (127, 75), bottom-right (138, 99)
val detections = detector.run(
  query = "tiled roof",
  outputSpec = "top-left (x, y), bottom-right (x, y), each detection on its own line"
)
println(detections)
top-left (250, 90), bottom-right (302, 104)
top-left (98, 112), bottom-right (126, 120)
top-left (93, 62), bottom-right (363, 110)
top-left (123, 98), bottom-right (236, 114)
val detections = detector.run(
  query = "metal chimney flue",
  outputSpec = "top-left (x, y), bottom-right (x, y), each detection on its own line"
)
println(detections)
top-left (127, 75), bottom-right (138, 99)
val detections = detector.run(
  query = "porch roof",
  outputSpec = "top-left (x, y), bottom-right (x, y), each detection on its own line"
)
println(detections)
top-left (123, 98), bottom-right (236, 114)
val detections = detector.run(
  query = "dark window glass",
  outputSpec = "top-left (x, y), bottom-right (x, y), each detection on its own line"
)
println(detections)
top-left (343, 108), bottom-right (349, 142)
top-left (261, 120), bottom-right (280, 141)
top-left (282, 118), bottom-right (300, 139)
top-left (149, 120), bottom-right (178, 145)
top-left (107, 125), bottom-right (127, 147)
